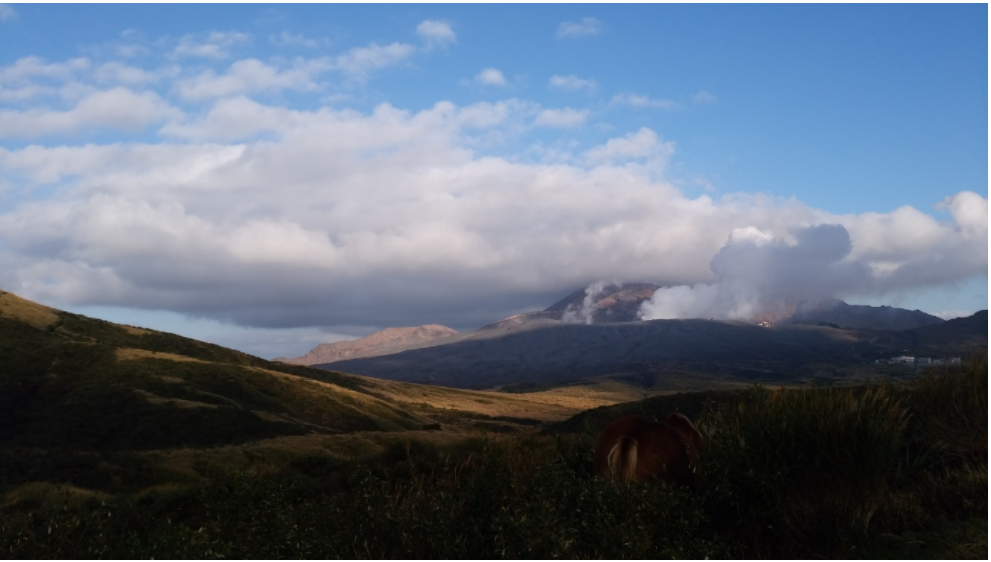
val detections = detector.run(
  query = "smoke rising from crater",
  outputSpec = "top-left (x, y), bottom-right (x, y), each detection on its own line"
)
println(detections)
top-left (639, 224), bottom-right (876, 322)
top-left (562, 280), bottom-right (615, 324)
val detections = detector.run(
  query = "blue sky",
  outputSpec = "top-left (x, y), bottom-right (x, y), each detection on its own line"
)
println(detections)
top-left (0, 4), bottom-right (986, 358)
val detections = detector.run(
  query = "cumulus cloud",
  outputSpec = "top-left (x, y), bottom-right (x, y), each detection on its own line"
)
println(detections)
top-left (557, 17), bottom-right (602, 38)
top-left (612, 93), bottom-right (680, 110)
top-left (534, 107), bottom-right (587, 128)
top-left (416, 20), bottom-right (457, 49)
top-left (583, 127), bottom-right (674, 165)
top-left (640, 202), bottom-right (988, 323)
top-left (173, 59), bottom-right (318, 101)
top-left (2, 94), bottom-right (982, 338)
top-left (548, 74), bottom-right (596, 92)
top-left (0, 88), bottom-right (182, 138)
top-left (0, 32), bottom-right (985, 345)
top-left (173, 31), bottom-right (250, 59)
top-left (0, 56), bottom-right (90, 85)
top-left (330, 42), bottom-right (415, 80)
top-left (475, 67), bottom-right (507, 86)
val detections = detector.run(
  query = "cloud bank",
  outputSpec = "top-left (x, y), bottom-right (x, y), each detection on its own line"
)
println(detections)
top-left (0, 22), bottom-right (985, 342)
top-left (639, 194), bottom-right (986, 323)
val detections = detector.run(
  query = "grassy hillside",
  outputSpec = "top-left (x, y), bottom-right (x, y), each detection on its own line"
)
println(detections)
top-left (0, 290), bottom-right (437, 453)
top-left (0, 289), bottom-right (656, 495)
top-left (1, 352), bottom-right (984, 559)
top-left (1, 289), bottom-right (984, 558)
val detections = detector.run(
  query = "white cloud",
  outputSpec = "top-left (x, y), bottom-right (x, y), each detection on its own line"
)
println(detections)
top-left (0, 4), bottom-right (16, 21)
top-left (583, 127), bottom-right (674, 164)
top-left (417, 20), bottom-right (457, 49)
top-left (0, 56), bottom-right (90, 84)
top-left (0, 96), bottom-right (983, 338)
top-left (534, 107), bottom-right (588, 128)
top-left (692, 90), bottom-right (717, 105)
top-left (548, 74), bottom-right (597, 92)
top-left (612, 93), bottom-right (680, 110)
top-left (173, 31), bottom-right (250, 59)
top-left (330, 42), bottom-right (415, 80)
top-left (557, 17), bottom-right (602, 38)
top-left (174, 59), bottom-right (318, 101)
top-left (475, 67), bottom-right (507, 86)
top-left (0, 88), bottom-right (182, 138)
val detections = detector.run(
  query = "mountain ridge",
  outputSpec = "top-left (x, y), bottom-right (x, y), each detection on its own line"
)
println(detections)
top-left (320, 311), bottom-right (986, 390)
top-left (286, 283), bottom-right (952, 369)
top-left (275, 324), bottom-right (459, 366)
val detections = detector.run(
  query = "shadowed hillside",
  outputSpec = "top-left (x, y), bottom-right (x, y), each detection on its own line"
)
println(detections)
top-left (322, 312), bottom-right (987, 389)
top-left (0, 290), bottom-right (435, 451)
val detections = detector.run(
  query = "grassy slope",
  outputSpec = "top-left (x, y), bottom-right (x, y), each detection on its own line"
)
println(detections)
top-left (0, 290), bottom-right (439, 453)
top-left (0, 289), bottom-right (658, 495)
top-left (3, 289), bottom-right (983, 558)
top-left (1, 354), bottom-right (983, 559)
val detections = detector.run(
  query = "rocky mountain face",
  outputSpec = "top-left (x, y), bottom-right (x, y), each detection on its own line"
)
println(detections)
top-left (782, 298), bottom-right (945, 331)
top-left (545, 282), bottom-right (661, 324)
top-left (275, 324), bottom-right (460, 366)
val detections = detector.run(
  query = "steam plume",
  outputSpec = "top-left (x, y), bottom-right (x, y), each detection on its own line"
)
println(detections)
top-left (639, 224), bottom-right (872, 322)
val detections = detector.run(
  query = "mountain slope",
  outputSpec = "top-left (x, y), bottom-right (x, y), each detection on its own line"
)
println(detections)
top-left (324, 319), bottom-right (862, 389)
top-left (784, 299), bottom-right (945, 331)
top-left (323, 311), bottom-right (987, 390)
top-left (275, 324), bottom-right (459, 366)
top-left (0, 289), bottom-right (431, 451)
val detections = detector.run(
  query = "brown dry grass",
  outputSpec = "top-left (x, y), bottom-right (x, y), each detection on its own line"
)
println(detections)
top-left (115, 348), bottom-right (209, 363)
top-left (0, 290), bottom-right (60, 329)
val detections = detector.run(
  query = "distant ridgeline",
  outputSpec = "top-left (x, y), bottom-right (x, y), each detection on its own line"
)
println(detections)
top-left (303, 284), bottom-right (985, 390)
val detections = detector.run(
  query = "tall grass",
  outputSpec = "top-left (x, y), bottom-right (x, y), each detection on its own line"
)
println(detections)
top-left (2, 350), bottom-right (986, 559)
top-left (701, 384), bottom-right (910, 556)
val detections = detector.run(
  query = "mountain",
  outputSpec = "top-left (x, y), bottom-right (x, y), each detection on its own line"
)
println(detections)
top-left (285, 284), bottom-right (944, 370)
top-left (897, 310), bottom-right (988, 355)
top-left (782, 298), bottom-right (945, 331)
top-left (322, 309), bottom-right (988, 390)
top-left (275, 324), bottom-right (460, 366)
top-left (306, 284), bottom-right (976, 389)
top-left (323, 319), bottom-right (855, 389)
top-left (544, 282), bottom-right (661, 323)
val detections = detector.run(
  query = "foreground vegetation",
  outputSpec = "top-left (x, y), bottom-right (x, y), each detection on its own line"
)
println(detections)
top-left (2, 351), bottom-right (985, 559)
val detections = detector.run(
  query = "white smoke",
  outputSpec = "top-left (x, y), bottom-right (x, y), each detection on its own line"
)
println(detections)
top-left (639, 224), bottom-right (874, 322)
top-left (562, 280), bottom-right (615, 324)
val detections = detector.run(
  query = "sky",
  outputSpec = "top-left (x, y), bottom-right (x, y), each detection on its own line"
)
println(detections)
top-left (0, 4), bottom-right (986, 358)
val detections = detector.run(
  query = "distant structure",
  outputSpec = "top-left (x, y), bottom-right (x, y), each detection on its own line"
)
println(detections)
top-left (757, 321), bottom-right (773, 328)
top-left (876, 356), bottom-right (962, 366)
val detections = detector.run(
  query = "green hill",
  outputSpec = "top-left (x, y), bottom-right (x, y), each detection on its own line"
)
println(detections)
top-left (0, 289), bottom-right (431, 453)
